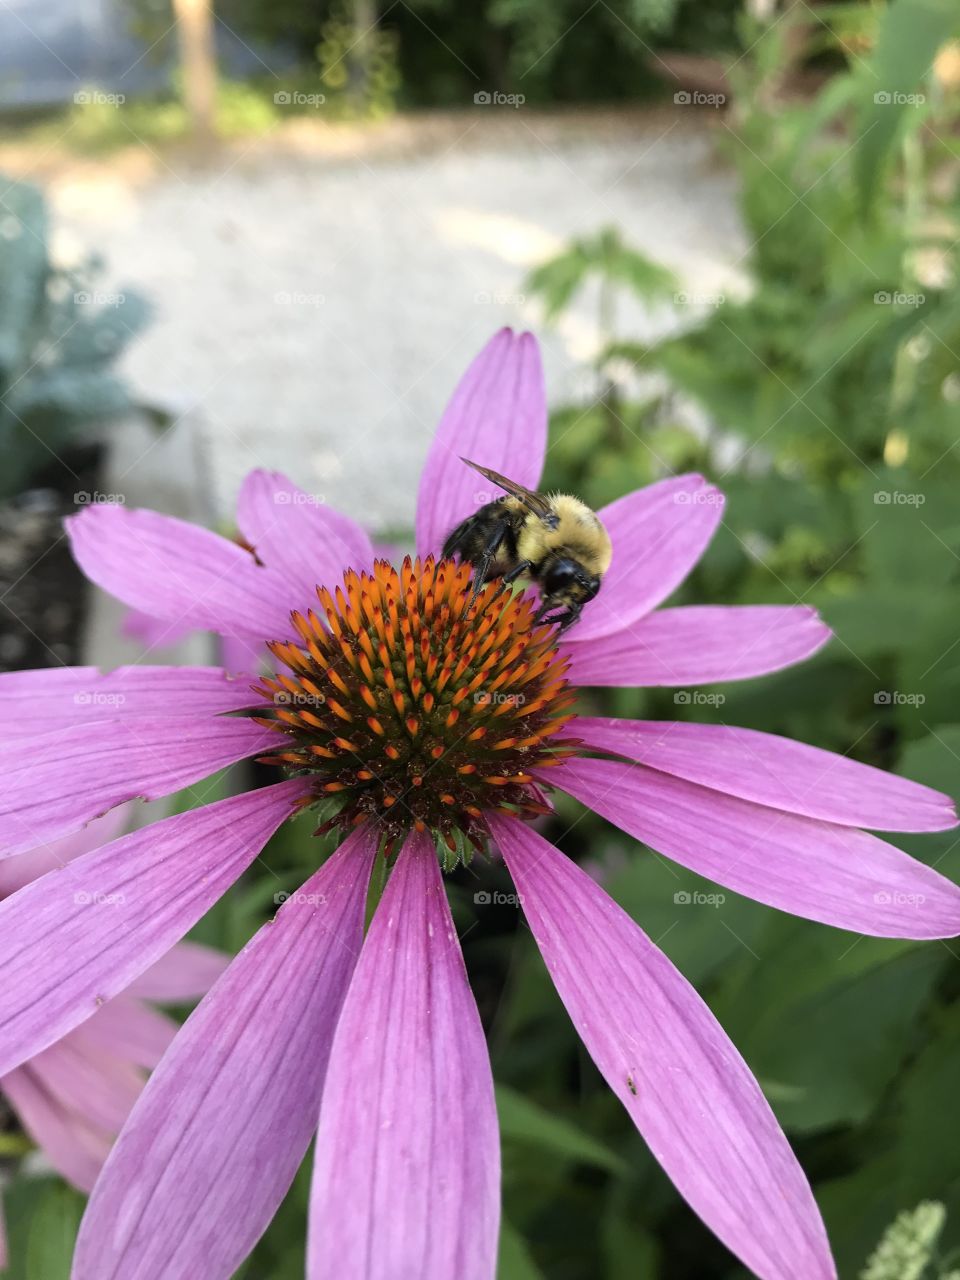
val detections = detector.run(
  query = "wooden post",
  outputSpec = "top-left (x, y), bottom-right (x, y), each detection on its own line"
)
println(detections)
top-left (173, 0), bottom-right (218, 147)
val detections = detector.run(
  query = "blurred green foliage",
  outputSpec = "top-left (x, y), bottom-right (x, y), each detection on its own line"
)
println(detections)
top-left (859, 1201), bottom-right (959, 1280)
top-left (317, 0), bottom-right (401, 120)
top-left (5, 79), bottom-right (314, 154)
top-left (12, 0), bottom-right (736, 152)
top-left (124, 0), bottom-right (739, 109)
top-left (509, 3), bottom-right (960, 1275)
top-left (0, 176), bottom-right (150, 498)
top-left (0, 1179), bottom-right (85, 1280)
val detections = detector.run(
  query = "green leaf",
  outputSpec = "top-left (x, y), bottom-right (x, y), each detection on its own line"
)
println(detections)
top-left (820, 1152), bottom-right (905, 1278)
top-left (495, 1084), bottom-right (626, 1174)
top-left (23, 1181), bottom-right (85, 1280)
top-left (601, 1212), bottom-right (659, 1280)
top-left (854, 471), bottom-right (960, 589)
top-left (524, 248), bottom-right (590, 321)
top-left (899, 727), bottom-right (960, 799)
top-left (524, 226), bottom-right (676, 325)
top-left (816, 588), bottom-right (953, 659)
top-left (712, 921), bottom-right (943, 1133)
top-left (853, 0), bottom-right (959, 211)
top-left (497, 1217), bottom-right (544, 1280)
top-left (898, 1019), bottom-right (960, 1201)
top-left (602, 853), bottom-right (768, 990)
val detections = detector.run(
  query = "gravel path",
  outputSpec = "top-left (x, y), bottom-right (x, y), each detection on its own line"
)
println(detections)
top-left (26, 109), bottom-right (746, 532)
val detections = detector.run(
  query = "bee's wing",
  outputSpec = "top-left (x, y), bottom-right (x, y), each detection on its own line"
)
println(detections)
top-left (460, 458), bottom-right (554, 522)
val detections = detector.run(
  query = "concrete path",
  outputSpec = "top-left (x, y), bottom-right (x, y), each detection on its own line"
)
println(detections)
top-left (27, 108), bottom-right (745, 539)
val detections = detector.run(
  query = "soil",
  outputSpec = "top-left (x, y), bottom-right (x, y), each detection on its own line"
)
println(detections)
top-left (0, 445), bottom-right (100, 672)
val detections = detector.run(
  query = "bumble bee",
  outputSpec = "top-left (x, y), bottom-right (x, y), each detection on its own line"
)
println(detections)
top-left (441, 458), bottom-right (612, 631)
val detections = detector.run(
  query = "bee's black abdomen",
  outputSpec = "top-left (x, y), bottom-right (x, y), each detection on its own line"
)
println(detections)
top-left (442, 502), bottom-right (521, 584)
top-left (441, 512), bottom-right (481, 562)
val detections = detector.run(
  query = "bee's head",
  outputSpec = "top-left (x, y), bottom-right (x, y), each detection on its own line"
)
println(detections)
top-left (540, 554), bottom-right (601, 610)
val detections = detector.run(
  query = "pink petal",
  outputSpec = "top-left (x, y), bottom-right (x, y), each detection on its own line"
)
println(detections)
top-left (219, 633), bottom-right (267, 675)
top-left (27, 1035), bottom-right (143, 1134)
top-left (67, 505), bottom-right (296, 641)
top-left (0, 665), bottom-right (258, 743)
top-left (309, 830), bottom-right (500, 1280)
top-left (575, 717), bottom-right (957, 833)
top-left (490, 815), bottom-right (836, 1280)
top-left (73, 825), bottom-right (377, 1280)
top-left (73, 996), bottom-right (179, 1069)
top-left (124, 612), bottom-right (268, 675)
top-left (1, 1067), bottom-right (111, 1192)
top-left (562, 605), bottom-right (831, 687)
top-left (416, 329), bottom-right (546, 558)
top-left (0, 716), bottom-right (277, 857)
top-left (0, 806), bottom-right (129, 897)
top-left (126, 941), bottom-right (230, 1001)
top-left (0, 780), bottom-right (300, 1076)
top-left (122, 608), bottom-right (193, 653)
top-left (237, 469), bottom-right (374, 600)
top-left (571, 476), bottom-right (724, 642)
top-left (550, 757), bottom-right (960, 938)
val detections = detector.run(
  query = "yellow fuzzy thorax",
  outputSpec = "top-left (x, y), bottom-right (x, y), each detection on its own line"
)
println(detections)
top-left (515, 493), bottom-right (613, 576)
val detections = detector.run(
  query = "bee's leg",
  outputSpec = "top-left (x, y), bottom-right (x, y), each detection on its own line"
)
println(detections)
top-left (534, 603), bottom-right (582, 630)
top-left (467, 525), bottom-right (508, 605)
top-left (501, 560), bottom-right (533, 586)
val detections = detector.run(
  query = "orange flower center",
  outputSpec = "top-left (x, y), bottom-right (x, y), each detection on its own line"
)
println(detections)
top-left (254, 557), bottom-right (577, 861)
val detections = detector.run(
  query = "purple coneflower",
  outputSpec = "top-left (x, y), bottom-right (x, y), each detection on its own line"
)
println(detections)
top-left (0, 329), bottom-right (957, 1280)
top-left (0, 810), bottom-right (224, 1269)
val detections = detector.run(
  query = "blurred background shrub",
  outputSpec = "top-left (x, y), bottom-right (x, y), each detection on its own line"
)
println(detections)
top-left (0, 177), bottom-right (149, 499)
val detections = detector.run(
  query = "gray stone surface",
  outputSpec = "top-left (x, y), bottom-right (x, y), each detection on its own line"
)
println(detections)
top-left (42, 111), bottom-right (745, 544)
